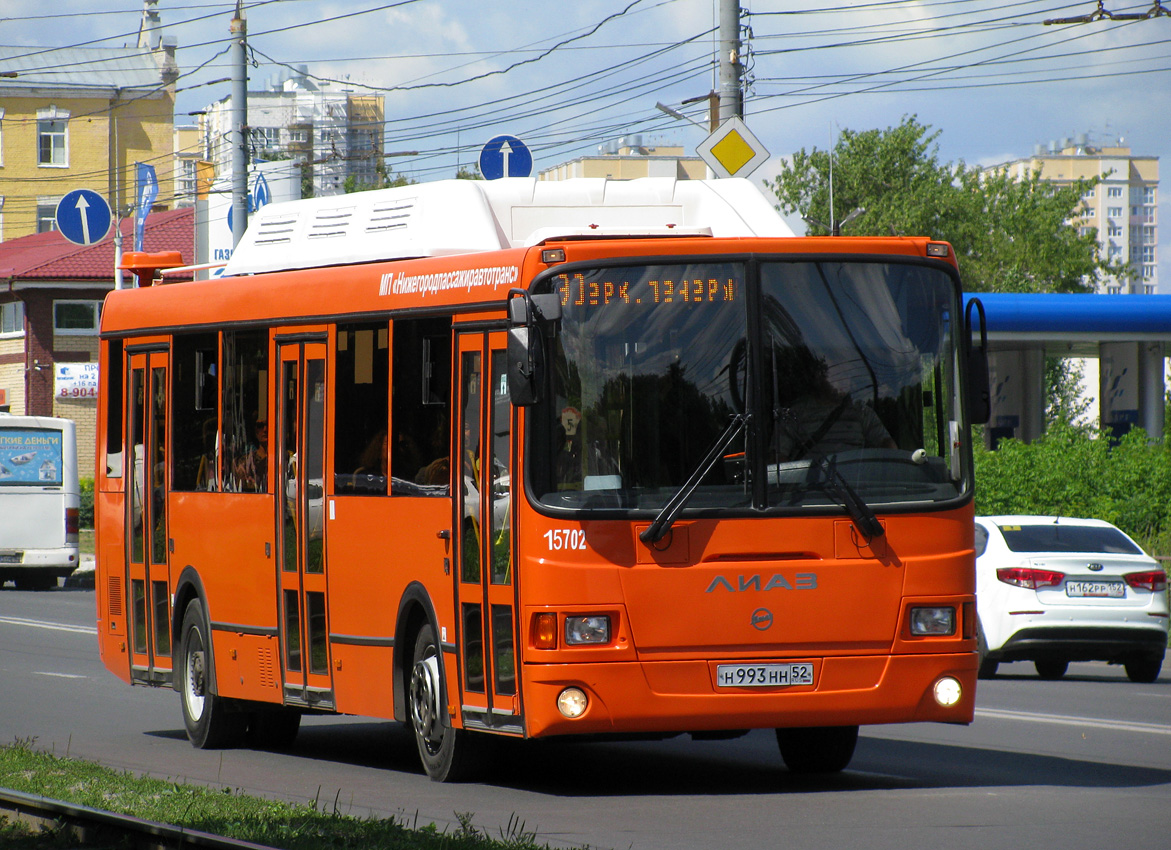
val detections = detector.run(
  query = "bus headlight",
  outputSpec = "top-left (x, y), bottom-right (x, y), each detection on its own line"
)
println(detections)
top-left (910, 606), bottom-right (956, 636)
top-left (565, 615), bottom-right (610, 645)
top-left (557, 687), bottom-right (589, 718)
top-left (933, 676), bottom-right (963, 707)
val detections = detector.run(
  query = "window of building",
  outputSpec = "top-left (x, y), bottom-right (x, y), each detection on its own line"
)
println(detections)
top-left (1, 301), bottom-right (24, 336)
top-left (36, 199), bottom-right (59, 233)
top-left (1143, 265), bottom-right (1156, 280)
top-left (1145, 284), bottom-right (1156, 295)
top-left (1107, 285), bottom-right (1122, 295)
top-left (288, 129), bottom-right (308, 144)
top-left (249, 126), bottom-right (281, 154)
top-left (1108, 225), bottom-right (1122, 237)
top-left (37, 108), bottom-right (69, 167)
top-left (1083, 188), bottom-right (1095, 199)
top-left (1107, 207), bottom-right (1123, 219)
top-left (1107, 186), bottom-right (1123, 197)
top-left (53, 300), bottom-right (101, 334)
top-left (1142, 246), bottom-right (1155, 263)
top-left (1144, 226), bottom-right (1157, 243)
top-left (1143, 186), bottom-right (1156, 204)
top-left (1107, 245), bottom-right (1123, 259)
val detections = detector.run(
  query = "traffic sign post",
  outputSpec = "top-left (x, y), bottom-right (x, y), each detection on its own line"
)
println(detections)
top-left (479, 135), bottom-right (533, 180)
top-left (55, 189), bottom-right (112, 246)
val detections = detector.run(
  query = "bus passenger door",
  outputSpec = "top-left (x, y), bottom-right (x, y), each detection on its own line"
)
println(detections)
top-left (276, 339), bottom-right (333, 709)
top-left (126, 348), bottom-right (172, 684)
top-left (455, 332), bottom-right (519, 733)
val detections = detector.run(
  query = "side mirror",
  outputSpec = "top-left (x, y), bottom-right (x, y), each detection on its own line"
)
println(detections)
top-left (506, 290), bottom-right (561, 406)
top-left (964, 298), bottom-right (991, 424)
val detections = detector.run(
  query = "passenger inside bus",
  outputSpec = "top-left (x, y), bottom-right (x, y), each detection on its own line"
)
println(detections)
top-left (233, 416), bottom-right (268, 492)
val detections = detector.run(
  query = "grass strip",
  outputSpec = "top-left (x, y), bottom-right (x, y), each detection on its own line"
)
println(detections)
top-left (0, 740), bottom-right (551, 849)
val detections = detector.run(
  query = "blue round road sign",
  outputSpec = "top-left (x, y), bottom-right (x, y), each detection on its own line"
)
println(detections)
top-left (55, 189), bottom-right (112, 246)
top-left (479, 135), bottom-right (533, 180)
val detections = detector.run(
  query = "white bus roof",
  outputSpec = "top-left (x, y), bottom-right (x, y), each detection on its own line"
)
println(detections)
top-left (222, 177), bottom-right (793, 277)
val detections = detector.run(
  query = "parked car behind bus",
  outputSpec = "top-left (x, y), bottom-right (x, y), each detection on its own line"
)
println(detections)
top-left (0, 414), bottom-right (80, 590)
top-left (975, 515), bottom-right (1169, 682)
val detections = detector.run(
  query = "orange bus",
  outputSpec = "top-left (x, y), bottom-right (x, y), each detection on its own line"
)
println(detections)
top-left (96, 177), bottom-right (986, 780)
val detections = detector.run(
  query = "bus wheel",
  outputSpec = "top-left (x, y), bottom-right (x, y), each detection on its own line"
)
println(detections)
top-left (408, 624), bottom-right (479, 782)
top-left (776, 725), bottom-right (858, 774)
top-left (178, 599), bottom-right (246, 749)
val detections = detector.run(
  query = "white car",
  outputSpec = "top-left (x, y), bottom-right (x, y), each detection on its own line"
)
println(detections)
top-left (975, 516), bottom-right (1169, 682)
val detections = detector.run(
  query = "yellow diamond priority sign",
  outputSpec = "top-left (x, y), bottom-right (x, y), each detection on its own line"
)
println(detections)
top-left (696, 117), bottom-right (770, 179)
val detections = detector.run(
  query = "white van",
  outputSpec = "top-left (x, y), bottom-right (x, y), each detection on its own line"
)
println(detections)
top-left (0, 414), bottom-right (81, 590)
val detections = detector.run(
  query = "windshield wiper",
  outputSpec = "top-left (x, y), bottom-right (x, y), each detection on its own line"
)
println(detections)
top-left (639, 413), bottom-right (749, 545)
top-left (814, 454), bottom-right (884, 541)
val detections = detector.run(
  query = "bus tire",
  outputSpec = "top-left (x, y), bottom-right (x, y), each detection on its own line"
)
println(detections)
top-left (177, 598), bottom-right (246, 749)
top-left (408, 623), bottom-right (480, 782)
top-left (776, 725), bottom-right (858, 774)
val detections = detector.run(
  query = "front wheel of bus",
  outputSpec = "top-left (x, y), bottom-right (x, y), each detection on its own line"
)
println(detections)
top-left (408, 624), bottom-right (480, 782)
top-left (776, 725), bottom-right (858, 774)
top-left (178, 599), bottom-right (246, 749)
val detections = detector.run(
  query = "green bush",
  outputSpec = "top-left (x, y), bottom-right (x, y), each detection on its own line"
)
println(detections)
top-left (79, 476), bottom-right (94, 529)
top-left (974, 424), bottom-right (1171, 557)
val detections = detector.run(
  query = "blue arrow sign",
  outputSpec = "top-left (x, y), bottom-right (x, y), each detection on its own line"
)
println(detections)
top-left (55, 189), bottom-right (112, 246)
top-left (479, 135), bottom-right (532, 180)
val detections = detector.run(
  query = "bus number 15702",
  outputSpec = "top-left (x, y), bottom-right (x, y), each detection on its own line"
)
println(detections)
top-left (544, 529), bottom-right (588, 551)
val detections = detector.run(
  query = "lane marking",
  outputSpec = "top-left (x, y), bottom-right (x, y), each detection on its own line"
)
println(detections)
top-left (976, 707), bottom-right (1171, 736)
top-left (0, 615), bottom-right (97, 635)
top-left (33, 672), bottom-right (87, 679)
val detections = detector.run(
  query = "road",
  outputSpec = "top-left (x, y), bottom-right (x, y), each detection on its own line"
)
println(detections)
top-left (2, 585), bottom-right (1169, 850)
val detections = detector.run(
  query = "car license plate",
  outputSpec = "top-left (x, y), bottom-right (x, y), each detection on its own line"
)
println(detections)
top-left (1066, 580), bottom-right (1124, 598)
top-left (716, 663), bottom-right (813, 688)
top-left (0, 552), bottom-right (22, 564)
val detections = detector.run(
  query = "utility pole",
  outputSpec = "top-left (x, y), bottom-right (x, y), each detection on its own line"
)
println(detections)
top-left (230, 1), bottom-right (248, 247)
top-left (718, 0), bottom-right (743, 122)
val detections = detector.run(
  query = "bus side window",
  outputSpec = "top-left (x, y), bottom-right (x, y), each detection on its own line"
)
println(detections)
top-left (222, 330), bottom-right (269, 493)
top-left (393, 318), bottom-right (451, 494)
top-left (333, 322), bottom-right (389, 495)
top-left (172, 332), bottom-right (219, 491)
top-left (105, 338), bottom-right (125, 478)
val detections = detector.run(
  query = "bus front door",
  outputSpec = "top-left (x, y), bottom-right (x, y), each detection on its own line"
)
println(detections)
top-left (455, 332), bottom-right (520, 733)
top-left (276, 339), bottom-right (333, 709)
top-left (127, 348), bottom-right (172, 685)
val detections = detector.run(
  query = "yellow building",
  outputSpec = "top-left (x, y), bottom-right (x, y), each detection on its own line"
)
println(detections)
top-left (993, 137), bottom-right (1159, 294)
top-left (539, 138), bottom-right (706, 182)
top-left (0, 31), bottom-right (178, 241)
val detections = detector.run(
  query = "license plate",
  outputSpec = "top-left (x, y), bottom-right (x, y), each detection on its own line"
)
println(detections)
top-left (716, 663), bottom-right (814, 688)
top-left (1066, 580), bottom-right (1125, 598)
top-left (0, 552), bottom-right (22, 564)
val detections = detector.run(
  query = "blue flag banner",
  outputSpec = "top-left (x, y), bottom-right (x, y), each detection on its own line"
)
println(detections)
top-left (134, 162), bottom-right (159, 252)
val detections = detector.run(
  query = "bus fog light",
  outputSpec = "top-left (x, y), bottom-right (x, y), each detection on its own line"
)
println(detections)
top-left (565, 615), bottom-right (610, 645)
top-left (557, 687), bottom-right (589, 718)
top-left (933, 676), bottom-right (962, 707)
top-left (911, 606), bottom-right (955, 636)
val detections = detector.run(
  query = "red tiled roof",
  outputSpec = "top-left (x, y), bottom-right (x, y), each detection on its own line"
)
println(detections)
top-left (0, 207), bottom-right (194, 282)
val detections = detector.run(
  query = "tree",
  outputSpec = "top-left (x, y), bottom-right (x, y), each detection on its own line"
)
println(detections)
top-left (764, 115), bottom-right (1112, 293)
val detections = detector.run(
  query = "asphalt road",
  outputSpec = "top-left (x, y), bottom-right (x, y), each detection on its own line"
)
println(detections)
top-left (2, 584), bottom-right (1169, 850)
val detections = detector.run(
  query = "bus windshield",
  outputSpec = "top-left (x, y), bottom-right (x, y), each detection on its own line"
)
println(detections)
top-left (530, 258), bottom-right (967, 515)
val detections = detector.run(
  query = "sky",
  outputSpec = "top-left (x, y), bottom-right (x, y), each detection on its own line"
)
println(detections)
top-left (3, 0), bottom-right (1169, 284)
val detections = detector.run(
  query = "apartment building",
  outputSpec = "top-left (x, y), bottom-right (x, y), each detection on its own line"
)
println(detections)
top-left (200, 70), bottom-right (386, 199)
top-left (993, 136), bottom-right (1159, 294)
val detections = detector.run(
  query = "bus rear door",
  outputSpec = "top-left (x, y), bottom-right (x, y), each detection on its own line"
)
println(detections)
top-left (276, 337), bottom-right (333, 709)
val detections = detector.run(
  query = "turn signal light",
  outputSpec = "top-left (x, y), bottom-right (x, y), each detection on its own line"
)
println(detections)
top-left (532, 613), bottom-right (558, 649)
